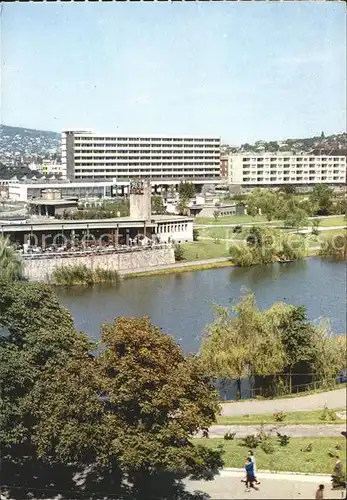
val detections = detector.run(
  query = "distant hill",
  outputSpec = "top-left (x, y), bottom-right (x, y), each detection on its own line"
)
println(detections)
top-left (1, 124), bottom-right (59, 139)
top-left (222, 132), bottom-right (347, 155)
top-left (0, 124), bottom-right (60, 166)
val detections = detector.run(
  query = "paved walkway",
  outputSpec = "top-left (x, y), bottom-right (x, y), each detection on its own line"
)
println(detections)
top-left (196, 424), bottom-right (346, 439)
top-left (120, 256), bottom-right (232, 276)
top-left (221, 388), bottom-right (347, 417)
top-left (184, 469), bottom-right (346, 499)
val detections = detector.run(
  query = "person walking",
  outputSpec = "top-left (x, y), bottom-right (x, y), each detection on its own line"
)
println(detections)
top-left (315, 484), bottom-right (324, 499)
top-left (248, 450), bottom-right (260, 485)
top-left (244, 457), bottom-right (259, 492)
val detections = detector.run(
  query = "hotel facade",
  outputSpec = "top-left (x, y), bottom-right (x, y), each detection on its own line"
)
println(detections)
top-left (226, 153), bottom-right (346, 187)
top-left (61, 130), bottom-right (221, 186)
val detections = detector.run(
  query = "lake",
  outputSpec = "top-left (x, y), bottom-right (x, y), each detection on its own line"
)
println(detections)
top-left (57, 258), bottom-right (346, 354)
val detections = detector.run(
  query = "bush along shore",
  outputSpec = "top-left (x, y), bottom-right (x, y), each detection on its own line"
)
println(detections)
top-left (51, 263), bottom-right (120, 286)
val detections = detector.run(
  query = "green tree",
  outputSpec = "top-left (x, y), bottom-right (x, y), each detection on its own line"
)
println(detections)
top-left (0, 280), bottom-right (93, 498)
top-left (178, 182), bottom-right (195, 201)
top-left (309, 184), bottom-right (334, 215)
top-left (151, 195), bottom-right (166, 215)
top-left (200, 294), bottom-right (285, 400)
top-left (284, 207), bottom-right (308, 233)
top-left (177, 198), bottom-right (188, 216)
top-left (280, 184), bottom-right (296, 196)
top-left (310, 322), bottom-right (345, 388)
top-left (213, 209), bottom-right (219, 221)
top-left (1, 284), bottom-right (223, 498)
top-left (246, 189), bottom-right (280, 221)
top-left (174, 244), bottom-right (185, 261)
top-left (230, 226), bottom-right (279, 266)
top-left (28, 317), bottom-right (224, 496)
top-left (265, 304), bottom-right (315, 392)
top-left (0, 236), bottom-right (23, 282)
top-left (319, 233), bottom-right (347, 261)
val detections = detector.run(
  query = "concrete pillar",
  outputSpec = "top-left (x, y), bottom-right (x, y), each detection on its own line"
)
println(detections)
top-left (71, 229), bottom-right (76, 247)
top-left (144, 221), bottom-right (147, 238)
top-left (125, 228), bottom-right (130, 246)
top-left (41, 233), bottom-right (46, 250)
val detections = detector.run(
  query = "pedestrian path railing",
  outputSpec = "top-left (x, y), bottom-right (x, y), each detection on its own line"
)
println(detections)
top-left (21, 243), bottom-right (172, 260)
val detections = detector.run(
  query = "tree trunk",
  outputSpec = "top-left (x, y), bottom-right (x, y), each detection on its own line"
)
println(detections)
top-left (236, 378), bottom-right (242, 400)
top-left (289, 367), bottom-right (292, 394)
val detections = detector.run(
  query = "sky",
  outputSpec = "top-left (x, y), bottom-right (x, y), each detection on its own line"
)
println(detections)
top-left (1, 2), bottom-right (346, 144)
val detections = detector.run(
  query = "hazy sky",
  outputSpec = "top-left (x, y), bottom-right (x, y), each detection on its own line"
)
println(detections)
top-left (2, 2), bottom-right (345, 144)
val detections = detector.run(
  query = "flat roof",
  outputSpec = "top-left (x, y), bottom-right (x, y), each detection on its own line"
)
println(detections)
top-left (9, 181), bottom-right (114, 188)
top-left (28, 199), bottom-right (78, 206)
top-left (62, 131), bottom-right (221, 139)
top-left (0, 215), bottom-right (193, 232)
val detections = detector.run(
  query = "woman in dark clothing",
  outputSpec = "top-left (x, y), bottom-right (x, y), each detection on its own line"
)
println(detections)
top-left (244, 457), bottom-right (259, 492)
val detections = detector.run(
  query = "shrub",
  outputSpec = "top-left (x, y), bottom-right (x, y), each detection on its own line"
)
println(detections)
top-left (233, 225), bottom-right (243, 234)
top-left (257, 422), bottom-right (271, 442)
top-left (319, 234), bottom-right (347, 261)
top-left (273, 411), bottom-right (286, 422)
top-left (260, 439), bottom-right (275, 454)
top-left (320, 405), bottom-right (337, 422)
top-left (52, 264), bottom-right (119, 286)
top-left (277, 432), bottom-right (290, 446)
top-left (174, 244), bottom-right (185, 262)
top-left (224, 431), bottom-right (236, 441)
top-left (241, 434), bottom-right (260, 448)
top-left (193, 228), bottom-right (199, 241)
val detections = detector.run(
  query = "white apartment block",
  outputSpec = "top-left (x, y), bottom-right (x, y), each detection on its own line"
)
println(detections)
top-left (61, 130), bottom-right (221, 185)
top-left (228, 153), bottom-right (346, 187)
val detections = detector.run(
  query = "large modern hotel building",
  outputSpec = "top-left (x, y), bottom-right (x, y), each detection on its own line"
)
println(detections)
top-left (225, 153), bottom-right (346, 187)
top-left (62, 130), bottom-right (221, 185)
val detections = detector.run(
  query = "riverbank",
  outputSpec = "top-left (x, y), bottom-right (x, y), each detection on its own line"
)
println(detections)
top-left (122, 256), bottom-right (234, 278)
top-left (122, 249), bottom-right (324, 279)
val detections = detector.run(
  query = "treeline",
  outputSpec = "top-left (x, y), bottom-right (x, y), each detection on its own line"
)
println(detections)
top-left (246, 185), bottom-right (346, 224)
top-left (200, 292), bottom-right (346, 399)
top-left (0, 275), bottom-right (345, 497)
top-left (0, 279), bottom-right (223, 499)
top-left (229, 226), bottom-right (305, 266)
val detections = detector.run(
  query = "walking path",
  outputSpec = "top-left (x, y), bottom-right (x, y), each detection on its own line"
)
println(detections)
top-left (184, 469), bottom-right (345, 499)
top-left (196, 423), bottom-right (346, 439)
top-left (120, 256), bottom-right (231, 276)
top-left (221, 388), bottom-right (347, 417)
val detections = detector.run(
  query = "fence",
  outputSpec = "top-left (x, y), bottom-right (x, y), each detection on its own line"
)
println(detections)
top-left (21, 243), bottom-right (172, 260)
top-left (243, 378), bottom-right (346, 400)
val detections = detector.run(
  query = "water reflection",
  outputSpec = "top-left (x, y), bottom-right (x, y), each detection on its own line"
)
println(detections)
top-left (57, 259), bottom-right (346, 354)
top-left (229, 260), bottom-right (308, 286)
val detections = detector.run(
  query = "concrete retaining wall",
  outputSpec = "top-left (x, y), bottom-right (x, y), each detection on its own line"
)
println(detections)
top-left (23, 247), bottom-right (175, 282)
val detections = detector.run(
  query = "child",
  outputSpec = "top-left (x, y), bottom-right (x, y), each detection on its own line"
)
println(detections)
top-left (315, 484), bottom-right (324, 499)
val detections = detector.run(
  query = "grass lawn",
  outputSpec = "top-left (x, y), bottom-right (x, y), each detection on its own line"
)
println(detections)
top-left (193, 437), bottom-right (346, 474)
top-left (181, 241), bottom-right (231, 260)
top-left (195, 215), bottom-right (269, 225)
top-left (216, 408), bottom-right (346, 426)
top-left (197, 226), bottom-right (246, 240)
top-left (312, 216), bottom-right (346, 227)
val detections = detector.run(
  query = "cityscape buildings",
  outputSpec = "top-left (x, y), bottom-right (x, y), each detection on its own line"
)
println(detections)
top-left (225, 152), bottom-right (346, 187)
top-left (61, 130), bottom-right (221, 185)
